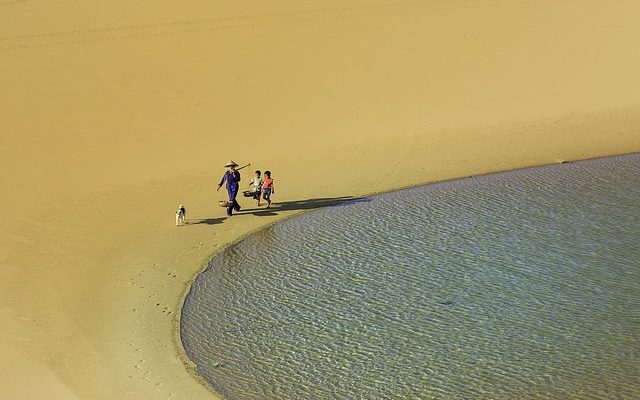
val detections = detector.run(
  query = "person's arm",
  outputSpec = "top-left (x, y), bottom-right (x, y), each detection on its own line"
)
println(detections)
top-left (271, 180), bottom-right (275, 194)
top-left (234, 171), bottom-right (241, 182)
top-left (217, 173), bottom-right (226, 191)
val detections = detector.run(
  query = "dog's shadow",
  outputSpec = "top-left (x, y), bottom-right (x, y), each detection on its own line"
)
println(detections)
top-left (187, 217), bottom-right (225, 226)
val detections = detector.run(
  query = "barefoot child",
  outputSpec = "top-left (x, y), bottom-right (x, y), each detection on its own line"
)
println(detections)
top-left (262, 170), bottom-right (275, 208)
top-left (250, 170), bottom-right (263, 206)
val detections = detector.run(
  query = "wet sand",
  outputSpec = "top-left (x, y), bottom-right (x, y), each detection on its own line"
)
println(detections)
top-left (1, 1), bottom-right (640, 398)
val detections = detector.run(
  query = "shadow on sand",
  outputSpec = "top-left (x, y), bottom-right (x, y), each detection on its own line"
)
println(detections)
top-left (187, 217), bottom-right (226, 225)
top-left (240, 196), bottom-right (372, 217)
top-left (183, 196), bottom-right (371, 225)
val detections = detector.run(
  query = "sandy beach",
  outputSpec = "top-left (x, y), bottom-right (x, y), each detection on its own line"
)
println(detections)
top-left (2, 1), bottom-right (640, 398)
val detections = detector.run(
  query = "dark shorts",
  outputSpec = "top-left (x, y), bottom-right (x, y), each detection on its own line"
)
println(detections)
top-left (262, 188), bottom-right (272, 200)
top-left (253, 190), bottom-right (262, 200)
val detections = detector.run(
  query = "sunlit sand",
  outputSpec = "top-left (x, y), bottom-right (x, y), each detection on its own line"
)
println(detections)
top-left (1, 1), bottom-right (640, 398)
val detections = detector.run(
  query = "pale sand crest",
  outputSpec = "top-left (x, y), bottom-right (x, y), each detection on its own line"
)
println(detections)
top-left (1, 1), bottom-right (640, 399)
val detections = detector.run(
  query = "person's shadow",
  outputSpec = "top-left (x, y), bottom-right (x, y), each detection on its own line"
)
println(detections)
top-left (187, 217), bottom-right (226, 225)
top-left (241, 196), bottom-right (371, 217)
top-left (183, 196), bottom-right (371, 225)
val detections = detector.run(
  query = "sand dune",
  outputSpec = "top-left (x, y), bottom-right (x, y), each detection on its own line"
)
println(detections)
top-left (1, 1), bottom-right (640, 398)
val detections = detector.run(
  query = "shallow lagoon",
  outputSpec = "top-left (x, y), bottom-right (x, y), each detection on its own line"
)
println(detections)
top-left (181, 154), bottom-right (640, 399)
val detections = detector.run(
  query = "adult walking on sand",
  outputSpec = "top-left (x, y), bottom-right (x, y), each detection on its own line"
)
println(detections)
top-left (217, 160), bottom-right (242, 216)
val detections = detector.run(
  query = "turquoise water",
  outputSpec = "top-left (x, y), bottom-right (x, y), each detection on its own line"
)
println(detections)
top-left (181, 154), bottom-right (640, 399)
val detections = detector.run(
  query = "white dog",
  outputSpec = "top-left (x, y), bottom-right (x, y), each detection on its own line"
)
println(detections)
top-left (175, 204), bottom-right (186, 226)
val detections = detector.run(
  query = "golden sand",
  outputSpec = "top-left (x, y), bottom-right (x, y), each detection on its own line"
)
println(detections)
top-left (1, 1), bottom-right (640, 398)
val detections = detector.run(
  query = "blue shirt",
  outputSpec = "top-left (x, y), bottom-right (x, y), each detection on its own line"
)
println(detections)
top-left (219, 170), bottom-right (241, 191)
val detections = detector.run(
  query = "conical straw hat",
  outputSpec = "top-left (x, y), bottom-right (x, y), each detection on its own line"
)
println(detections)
top-left (224, 160), bottom-right (239, 167)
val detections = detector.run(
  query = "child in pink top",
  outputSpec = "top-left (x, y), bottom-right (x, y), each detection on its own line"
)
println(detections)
top-left (262, 171), bottom-right (275, 208)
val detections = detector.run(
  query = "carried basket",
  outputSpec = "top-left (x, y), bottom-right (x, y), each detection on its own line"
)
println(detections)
top-left (243, 190), bottom-right (259, 198)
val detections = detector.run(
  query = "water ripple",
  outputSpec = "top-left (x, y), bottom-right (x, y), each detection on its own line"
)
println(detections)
top-left (182, 154), bottom-right (640, 400)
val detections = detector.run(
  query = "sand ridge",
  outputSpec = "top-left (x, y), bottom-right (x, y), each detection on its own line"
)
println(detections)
top-left (2, 1), bottom-right (640, 399)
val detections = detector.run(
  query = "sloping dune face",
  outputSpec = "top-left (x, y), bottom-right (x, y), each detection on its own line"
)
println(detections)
top-left (1, 1), bottom-right (640, 399)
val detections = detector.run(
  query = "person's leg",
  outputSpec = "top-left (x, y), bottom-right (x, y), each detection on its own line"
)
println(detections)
top-left (263, 189), bottom-right (271, 208)
top-left (226, 189), bottom-right (235, 216)
top-left (230, 187), bottom-right (240, 212)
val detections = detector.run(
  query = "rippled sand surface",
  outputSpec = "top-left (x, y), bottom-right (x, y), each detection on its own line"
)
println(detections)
top-left (182, 154), bottom-right (640, 399)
